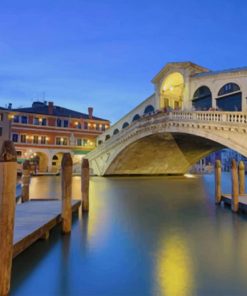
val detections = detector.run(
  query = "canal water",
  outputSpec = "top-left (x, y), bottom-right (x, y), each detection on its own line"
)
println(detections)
top-left (11, 174), bottom-right (247, 296)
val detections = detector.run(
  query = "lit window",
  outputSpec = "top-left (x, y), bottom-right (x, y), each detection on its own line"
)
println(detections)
top-left (41, 136), bottom-right (46, 144)
top-left (20, 135), bottom-right (26, 143)
top-left (33, 117), bottom-right (39, 125)
top-left (63, 138), bottom-right (68, 145)
top-left (33, 136), bottom-right (39, 144)
top-left (56, 137), bottom-right (61, 145)
top-left (77, 138), bottom-right (82, 146)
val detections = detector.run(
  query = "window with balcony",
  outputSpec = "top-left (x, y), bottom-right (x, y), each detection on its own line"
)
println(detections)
top-left (20, 134), bottom-right (26, 143)
top-left (12, 134), bottom-right (18, 142)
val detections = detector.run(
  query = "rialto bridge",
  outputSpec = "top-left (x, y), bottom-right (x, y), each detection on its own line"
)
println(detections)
top-left (87, 62), bottom-right (247, 176)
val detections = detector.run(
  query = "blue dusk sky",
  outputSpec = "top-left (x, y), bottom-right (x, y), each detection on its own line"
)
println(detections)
top-left (0, 0), bottom-right (246, 123)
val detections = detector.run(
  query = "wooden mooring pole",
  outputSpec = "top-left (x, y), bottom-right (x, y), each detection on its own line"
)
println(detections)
top-left (81, 158), bottom-right (89, 212)
top-left (21, 159), bottom-right (31, 202)
top-left (239, 160), bottom-right (245, 195)
top-left (61, 153), bottom-right (72, 234)
top-left (215, 160), bottom-right (222, 204)
top-left (0, 141), bottom-right (17, 296)
top-left (231, 159), bottom-right (239, 213)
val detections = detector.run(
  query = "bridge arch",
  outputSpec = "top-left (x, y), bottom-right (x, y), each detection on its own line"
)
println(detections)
top-left (192, 86), bottom-right (212, 111)
top-left (105, 135), bottom-right (111, 141)
top-left (216, 82), bottom-right (242, 111)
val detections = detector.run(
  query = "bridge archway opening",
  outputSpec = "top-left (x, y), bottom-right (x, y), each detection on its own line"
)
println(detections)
top-left (160, 72), bottom-right (184, 110)
top-left (216, 82), bottom-right (242, 111)
top-left (104, 133), bottom-right (225, 176)
top-left (31, 152), bottom-right (49, 173)
top-left (51, 152), bottom-right (64, 172)
top-left (192, 86), bottom-right (212, 111)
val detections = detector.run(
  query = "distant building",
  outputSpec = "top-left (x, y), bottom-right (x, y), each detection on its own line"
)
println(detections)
top-left (0, 107), bottom-right (11, 148)
top-left (8, 101), bottom-right (110, 173)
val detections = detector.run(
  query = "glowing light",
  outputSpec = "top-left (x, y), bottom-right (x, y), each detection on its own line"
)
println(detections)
top-left (75, 121), bottom-right (78, 126)
top-left (33, 153), bottom-right (37, 156)
top-left (184, 173), bottom-right (196, 179)
top-left (39, 118), bottom-right (42, 122)
top-left (88, 123), bottom-right (91, 127)
top-left (170, 86), bottom-right (173, 91)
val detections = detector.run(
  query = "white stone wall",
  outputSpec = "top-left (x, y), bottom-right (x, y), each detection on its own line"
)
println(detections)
top-left (97, 94), bottom-right (156, 144)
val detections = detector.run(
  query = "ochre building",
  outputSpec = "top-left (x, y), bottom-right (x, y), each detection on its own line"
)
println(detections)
top-left (8, 101), bottom-right (110, 173)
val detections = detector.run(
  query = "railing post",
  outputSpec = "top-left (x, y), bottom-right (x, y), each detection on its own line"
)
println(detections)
top-left (0, 141), bottom-right (17, 296)
top-left (231, 159), bottom-right (239, 213)
top-left (215, 160), bottom-right (222, 204)
top-left (61, 153), bottom-right (72, 234)
top-left (81, 158), bottom-right (90, 212)
top-left (239, 160), bottom-right (245, 195)
top-left (21, 160), bottom-right (31, 202)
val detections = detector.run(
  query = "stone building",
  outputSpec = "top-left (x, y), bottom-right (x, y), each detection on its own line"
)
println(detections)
top-left (0, 107), bottom-right (11, 148)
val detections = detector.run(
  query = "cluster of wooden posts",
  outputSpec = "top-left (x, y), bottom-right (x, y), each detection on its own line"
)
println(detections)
top-left (0, 140), bottom-right (90, 296)
top-left (215, 159), bottom-right (245, 212)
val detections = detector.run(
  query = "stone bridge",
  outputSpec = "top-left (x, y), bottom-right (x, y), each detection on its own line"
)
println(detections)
top-left (87, 111), bottom-right (247, 176)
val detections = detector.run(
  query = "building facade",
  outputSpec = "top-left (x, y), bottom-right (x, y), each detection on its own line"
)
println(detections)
top-left (8, 101), bottom-right (110, 173)
top-left (0, 107), bottom-right (11, 148)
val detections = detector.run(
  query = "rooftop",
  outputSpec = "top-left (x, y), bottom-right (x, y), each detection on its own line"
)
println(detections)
top-left (10, 101), bottom-right (108, 121)
top-left (193, 66), bottom-right (247, 78)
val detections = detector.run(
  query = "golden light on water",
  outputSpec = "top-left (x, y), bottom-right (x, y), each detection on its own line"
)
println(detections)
top-left (156, 234), bottom-right (194, 296)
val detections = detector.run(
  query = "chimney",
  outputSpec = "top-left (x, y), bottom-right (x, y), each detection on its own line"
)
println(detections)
top-left (88, 107), bottom-right (93, 119)
top-left (48, 101), bottom-right (54, 115)
top-left (8, 103), bottom-right (12, 110)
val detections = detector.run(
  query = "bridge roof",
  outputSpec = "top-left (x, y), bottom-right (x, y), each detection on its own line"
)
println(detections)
top-left (152, 61), bottom-right (209, 84)
top-left (193, 66), bottom-right (247, 78)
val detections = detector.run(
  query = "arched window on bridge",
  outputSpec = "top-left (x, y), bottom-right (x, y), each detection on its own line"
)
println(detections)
top-left (122, 122), bottom-right (129, 129)
top-left (113, 129), bottom-right (119, 135)
top-left (132, 114), bottom-right (140, 122)
top-left (144, 105), bottom-right (155, 115)
top-left (192, 86), bottom-right (212, 111)
top-left (105, 135), bottom-right (111, 141)
top-left (216, 83), bottom-right (242, 111)
top-left (98, 140), bottom-right (103, 145)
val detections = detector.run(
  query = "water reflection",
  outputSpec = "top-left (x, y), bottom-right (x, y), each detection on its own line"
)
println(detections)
top-left (11, 174), bottom-right (247, 296)
top-left (156, 233), bottom-right (194, 296)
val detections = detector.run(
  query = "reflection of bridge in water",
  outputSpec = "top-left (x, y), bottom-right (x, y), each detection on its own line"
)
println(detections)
top-left (87, 61), bottom-right (247, 176)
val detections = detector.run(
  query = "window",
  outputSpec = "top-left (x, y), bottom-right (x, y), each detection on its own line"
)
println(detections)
top-left (122, 122), bottom-right (129, 129)
top-left (192, 86), bottom-right (212, 111)
top-left (218, 83), bottom-right (240, 96)
top-left (33, 117), bottom-right (39, 125)
top-left (77, 138), bottom-right (82, 146)
top-left (41, 136), bottom-right (46, 144)
top-left (21, 116), bottom-right (28, 124)
top-left (56, 137), bottom-right (61, 145)
top-left (77, 122), bottom-right (81, 129)
top-left (113, 129), bottom-right (119, 135)
top-left (12, 134), bottom-right (18, 142)
top-left (57, 118), bottom-right (62, 127)
top-left (84, 122), bottom-right (88, 129)
top-left (63, 138), bottom-right (68, 145)
top-left (63, 120), bottom-right (69, 128)
top-left (105, 135), bottom-right (110, 141)
top-left (20, 134), bottom-right (26, 143)
top-left (0, 127), bottom-right (2, 136)
top-left (101, 124), bottom-right (105, 131)
top-left (132, 114), bottom-right (140, 122)
top-left (33, 136), bottom-right (39, 144)
top-left (41, 118), bottom-right (47, 126)
top-left (16, 151), bottom-right (22, 157)
top-left (0, 113), bottom-right (3, 121)
top-left (13, 115), bottom-right (19, 123)
top-left (83, 139), bottom-right (88, 146)
top-left (144, 105), bottom-right (155, 115)
top-left (96, 123), bottom-right (100, 131)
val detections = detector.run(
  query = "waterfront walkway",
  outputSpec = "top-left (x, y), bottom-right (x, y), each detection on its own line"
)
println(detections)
top-left (13, 200), bottom-right (81, 258)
